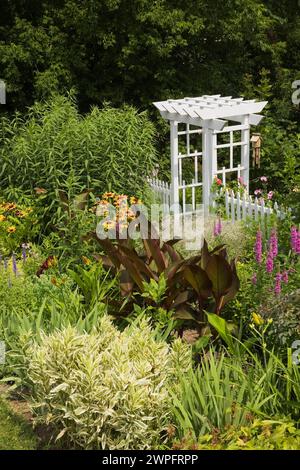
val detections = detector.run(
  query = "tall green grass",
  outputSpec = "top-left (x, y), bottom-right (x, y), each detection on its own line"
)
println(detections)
top-left (171, 347), bottom-right (300, 439)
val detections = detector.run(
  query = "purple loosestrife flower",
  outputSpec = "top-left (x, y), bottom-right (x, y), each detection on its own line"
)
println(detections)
top-left (12, 253), bottom-right (17, 276)
top-left (291, 226), bottom-right (298, 253)
top-left (282, 271), bottom-right (289, 284)
top-left (297, 231), bottom-right (300, 255)
top-left (269, 228), bottom-right (278, 259)
top-left (274, 272), bottom-right (282, 295)
top-left (266, 251), bottom-right (274, 274)
top-left (255, 230), bottom-right (263, 264)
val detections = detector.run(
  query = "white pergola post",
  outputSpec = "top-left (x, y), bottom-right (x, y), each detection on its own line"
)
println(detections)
top-left (241, 115), bottom-right (250, 192)
top-left (170, 120), bottom-right (179, 212)
top-left (202, 128), bottom-right (214, 213)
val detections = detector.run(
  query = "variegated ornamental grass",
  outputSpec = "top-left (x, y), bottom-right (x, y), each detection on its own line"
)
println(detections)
top-left (27, 316), bottom-right (191, 450)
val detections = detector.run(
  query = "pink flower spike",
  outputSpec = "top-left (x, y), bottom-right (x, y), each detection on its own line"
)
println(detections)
top-left (217, 217), bottom-right (222, 236)
top-left (266, 251), bottom-right (274, 273)
top-left (282, 271), bottom-right (289, 284)
top-left (255, 230), bottom-right (263, 264)
top-left (274, 272), bottom-right (282, 295)
top-left (269, 228), bottom-right (278, 259)
top-left (291, 226), bottom-right (298, 253)
top-left (213, 220), bottom-right (218, 237)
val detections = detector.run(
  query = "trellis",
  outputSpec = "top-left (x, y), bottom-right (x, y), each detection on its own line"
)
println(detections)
top-left (153, 95), bottom-right (268, 214)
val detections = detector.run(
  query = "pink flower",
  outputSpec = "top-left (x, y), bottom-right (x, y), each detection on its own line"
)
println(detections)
top-left (291, 226), bottom-right (298, 253)
top-left (254, 189), bottom-right (262, 196)
top-left (213, 220), bottom-right (219, 237)
top-left (260, 176), bottom-right (268, 183)
top-left (255, 230), bottom-right (263, 264)
top-left (213, 218), bottom-right (222, 237)
top-left (282, 271), bottom-right (289, 284)
top-left (267, 191), bottom-right (274, 200)
top-left (266, 251), bottom-right (274, 273)
top-left (274, 272), bottom-right (282, 295)
top-left (269, 228), bottom-right (278, 259)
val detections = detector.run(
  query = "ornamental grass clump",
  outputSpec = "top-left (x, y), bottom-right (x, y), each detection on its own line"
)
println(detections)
top-left (26, 316), bottom-right (191, 450)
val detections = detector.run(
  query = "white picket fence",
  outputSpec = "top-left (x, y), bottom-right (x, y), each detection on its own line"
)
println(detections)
top-left (147, 177), bottom-right (289, 223)
top-left (147, 177), bottom-right (171, 208)
top-left (213, 189), bottom-right (288, 222)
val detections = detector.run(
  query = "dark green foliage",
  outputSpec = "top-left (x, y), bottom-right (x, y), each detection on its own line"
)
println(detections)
top-left (0, 0), bottom-right (298, 116)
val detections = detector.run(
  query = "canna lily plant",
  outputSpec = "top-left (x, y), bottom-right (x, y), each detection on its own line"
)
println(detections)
top-left (91, 218), bottom-right (239, 322)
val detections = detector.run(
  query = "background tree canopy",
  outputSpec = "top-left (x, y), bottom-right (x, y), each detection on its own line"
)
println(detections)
top-left (0, 0), bottom-right (299, 206)
top-left (0, 0), bottom-right (299, 117)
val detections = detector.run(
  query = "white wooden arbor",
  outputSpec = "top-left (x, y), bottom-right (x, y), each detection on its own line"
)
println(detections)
top-left (153, 95), bottom-right (268, 213)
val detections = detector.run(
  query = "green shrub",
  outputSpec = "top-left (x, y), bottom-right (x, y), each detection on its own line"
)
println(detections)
top-left (26, 317), bottom-right (191, 450)
top-left (263, 289), bottom-right (300, 350)
top-left (172, 419), bottom-right (300, 450)
top-left (0, 95), bottom-right (157, 229)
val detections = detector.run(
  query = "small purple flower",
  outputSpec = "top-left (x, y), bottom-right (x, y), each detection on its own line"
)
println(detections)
top-left (213, 218), bottom-right (222, 237)
top-left (217, 218), bottom-right (222, 235)
top-left (267, 191), bottom-right (274, 200)
top-left (274, 272), bottom-right (282, 295)
top-left (297, 231), bottom-right (300, 255)
top-left (291, 226), bottom-right (298, 253)
top-left (260, 176), bottom-right (268, 183)
top-left (251, 273), bottom-right (257, 285)
top-left (22, 243), bottom-right (28, 263)
top-left (255, 230), bottom-right (263, 264)
top-left (12, 253), bottom-right (18, 276)
top-left (213, 220), bottom-right (218, 237)
top-left (266, 251), bottom-right (274, 273)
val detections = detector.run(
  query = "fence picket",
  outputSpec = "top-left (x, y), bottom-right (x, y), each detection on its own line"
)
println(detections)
top-left (230, 190), bottom-right (235, 223)
top-left (147, 176), bottom-right (287, 223)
